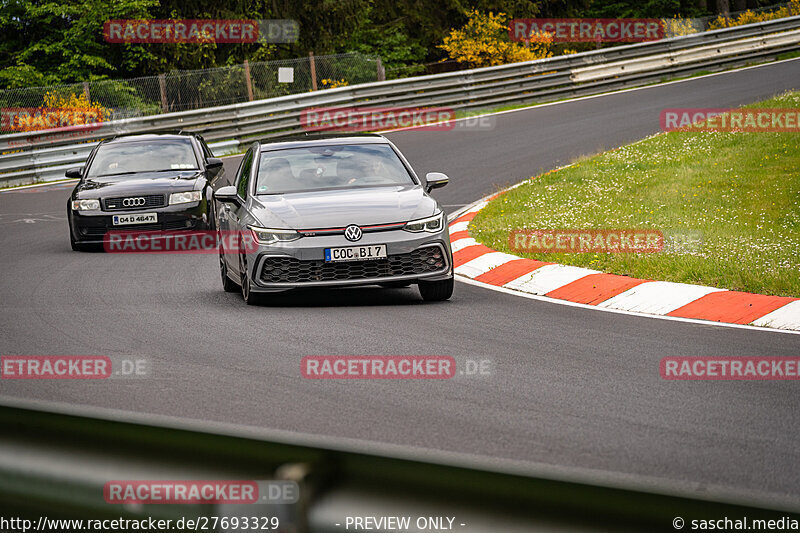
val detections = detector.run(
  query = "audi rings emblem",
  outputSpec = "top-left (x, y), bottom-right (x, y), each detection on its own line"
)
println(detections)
top-left (344, 225), bottom-right (362, 242)
top-left (122, 197), bottom-right (146, 207)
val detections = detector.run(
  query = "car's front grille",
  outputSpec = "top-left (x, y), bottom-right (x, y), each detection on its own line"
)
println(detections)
top-left (259, 246), bottom-right (447, 284)
top-left (81, 223), bottom-right (162, 236)
top-left (81, 227), bottom-right (109, 236)
top-left (103, 194), bottom-right (166, 211)
top-left (79, 220), bottom-right (196, 237)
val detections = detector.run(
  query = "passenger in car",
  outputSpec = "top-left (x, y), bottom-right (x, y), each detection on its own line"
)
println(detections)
top-left (260, 158), bottom-right (295, 191)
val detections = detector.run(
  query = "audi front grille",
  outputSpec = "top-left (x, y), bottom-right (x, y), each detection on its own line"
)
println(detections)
top-left (79, 220), bottom-right (195, 236)
top-left (259, 246), bottom-right (447, 284)
top-left (103, 194), bottom-right (166, 211)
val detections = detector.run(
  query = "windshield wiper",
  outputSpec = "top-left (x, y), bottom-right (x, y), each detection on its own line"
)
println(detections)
top-left (95, 169), bottom-right (192, 177)
top-left (95, 171), bottom-right (141, 177)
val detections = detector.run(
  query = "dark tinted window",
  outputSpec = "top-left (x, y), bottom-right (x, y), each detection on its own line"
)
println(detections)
top-left (236, 149), bottom-right (254, 199)
top-left (87, 140), bottom-right (198, 177)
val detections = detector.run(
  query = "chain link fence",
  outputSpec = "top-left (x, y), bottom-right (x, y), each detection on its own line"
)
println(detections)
top-left (661, 1), bottom-right (797, 37)
top-left (0, 52), bottom-right (380, 128)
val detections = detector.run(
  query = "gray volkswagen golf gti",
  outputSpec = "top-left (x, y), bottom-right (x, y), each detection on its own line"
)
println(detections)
top-left (215, 134), bottom-right (454, 304)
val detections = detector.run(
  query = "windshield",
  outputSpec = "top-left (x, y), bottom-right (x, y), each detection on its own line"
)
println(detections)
top-left (87, 140), bottom-right (198, 177)
top-left (255, 144), bottom-right (415, 194)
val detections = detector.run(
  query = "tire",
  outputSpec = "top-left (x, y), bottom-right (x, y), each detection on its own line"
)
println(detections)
top-left (418, 277), bottom-right (454, 302)
top-left (219, 244), bottom-right (240, 293)
top-left (239, 253), bottom-right (261, 305)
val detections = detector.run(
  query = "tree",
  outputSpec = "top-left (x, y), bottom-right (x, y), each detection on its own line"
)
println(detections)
top-left (0, 0), bottom-right (160, 88)
top-left (584, 0), bottom-right (708, 18)
top-left (438, 10), bottom-right (552, 68)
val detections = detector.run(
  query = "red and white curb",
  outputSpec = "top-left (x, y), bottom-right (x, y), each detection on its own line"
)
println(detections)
top-left (448, 199), bottom-right (800, 333)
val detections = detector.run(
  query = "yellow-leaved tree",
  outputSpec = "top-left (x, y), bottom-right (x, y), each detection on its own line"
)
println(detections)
top-left (709, 0), bottom-right (800, 30)
top-left (438, 10), bottom-right (552, 69)
top-left (13, 91), bottom-right (111, 132)
top-left (661, 15), bottom-right (700, 38)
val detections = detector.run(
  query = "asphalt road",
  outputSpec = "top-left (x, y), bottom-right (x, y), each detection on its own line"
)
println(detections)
top-left (2, 60), bottom-right (800, 506)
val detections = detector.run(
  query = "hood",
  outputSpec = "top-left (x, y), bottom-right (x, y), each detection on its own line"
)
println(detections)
top-left (75, 171), bottom-right (202, 199)
top-left (249, 185), bottom-right (437, 229)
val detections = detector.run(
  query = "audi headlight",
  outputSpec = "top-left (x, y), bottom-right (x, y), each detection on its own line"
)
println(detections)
top-left (249, 226), bottom-right (302, 244)
top-left (71, 199), bottom-right (100, 211)
top-left (403, 212), bottom-right (445, 233)
top-left (169, 191), bottom-right (202, 205)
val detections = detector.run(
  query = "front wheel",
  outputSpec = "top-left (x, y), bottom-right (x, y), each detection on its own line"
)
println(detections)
top-left (418, 277), bottom-right (454, 302)
top-left (239, 253), bottom-right (261, 305)
top-left (220, 244), bottom-right (240, 293)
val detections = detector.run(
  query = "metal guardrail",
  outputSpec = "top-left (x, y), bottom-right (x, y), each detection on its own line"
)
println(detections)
top-left (1, 15), bottom-right (799, 187)
top-left (2, 401), bottom-right (799, 532)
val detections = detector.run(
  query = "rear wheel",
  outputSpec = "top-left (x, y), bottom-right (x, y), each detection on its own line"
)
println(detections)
top-left (418, 277), bottom-right (454, 302)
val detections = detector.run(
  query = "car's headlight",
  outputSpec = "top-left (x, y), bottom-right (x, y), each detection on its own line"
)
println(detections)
top-left (169, 191), bottom-right (202, 205)
top-left (249, 226), bottom-right (302, 244)
top-left (403, 212), bottom-right (445, 233)
top-left (71, 199), bottom-right (100, 211)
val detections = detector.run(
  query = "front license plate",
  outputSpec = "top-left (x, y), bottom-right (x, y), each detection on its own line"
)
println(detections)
top-left (325, 244), bottom-right (387, 262)
top-left (112, 213), bottom-right (158, 226)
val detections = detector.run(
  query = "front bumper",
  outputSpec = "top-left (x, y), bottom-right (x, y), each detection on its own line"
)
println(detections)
top-left (242, 229), bottom-right (453, 292)
top-left (69, 202), bottom-right (208, 244)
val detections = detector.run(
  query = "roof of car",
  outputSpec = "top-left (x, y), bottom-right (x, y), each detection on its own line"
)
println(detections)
top-left (103, 133), bottom-right (198, 145)
top-left (258, 133), bottom-right (390, 151)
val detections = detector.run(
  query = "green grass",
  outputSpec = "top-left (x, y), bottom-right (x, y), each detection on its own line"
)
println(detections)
top-left (470, 91), bottom-right (800, 297)
top-left (776, 50), bottom-right (800, 61)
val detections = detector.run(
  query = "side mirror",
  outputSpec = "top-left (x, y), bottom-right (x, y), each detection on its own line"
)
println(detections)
top-left (214, 185), bottom-right (240, 205)
top-left (206, 157), bottom-right (224, 173)
top-left (65, 167), bottom-right (83, 179)
top-left (425, 172), bottom-right (449, 193)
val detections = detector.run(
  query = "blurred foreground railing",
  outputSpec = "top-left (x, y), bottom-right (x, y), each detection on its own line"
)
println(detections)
top-left (0, 400), bottom-right (798, 532)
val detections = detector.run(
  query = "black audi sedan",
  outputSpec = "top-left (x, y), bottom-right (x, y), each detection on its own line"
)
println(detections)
top-left (66, 133), bottom-right (224, 250)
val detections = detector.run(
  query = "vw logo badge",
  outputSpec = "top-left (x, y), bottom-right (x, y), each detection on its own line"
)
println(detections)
top-left (122, 197), bottom-right (146, 207)
top-left (344, 225), bottom-right (362, 242)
